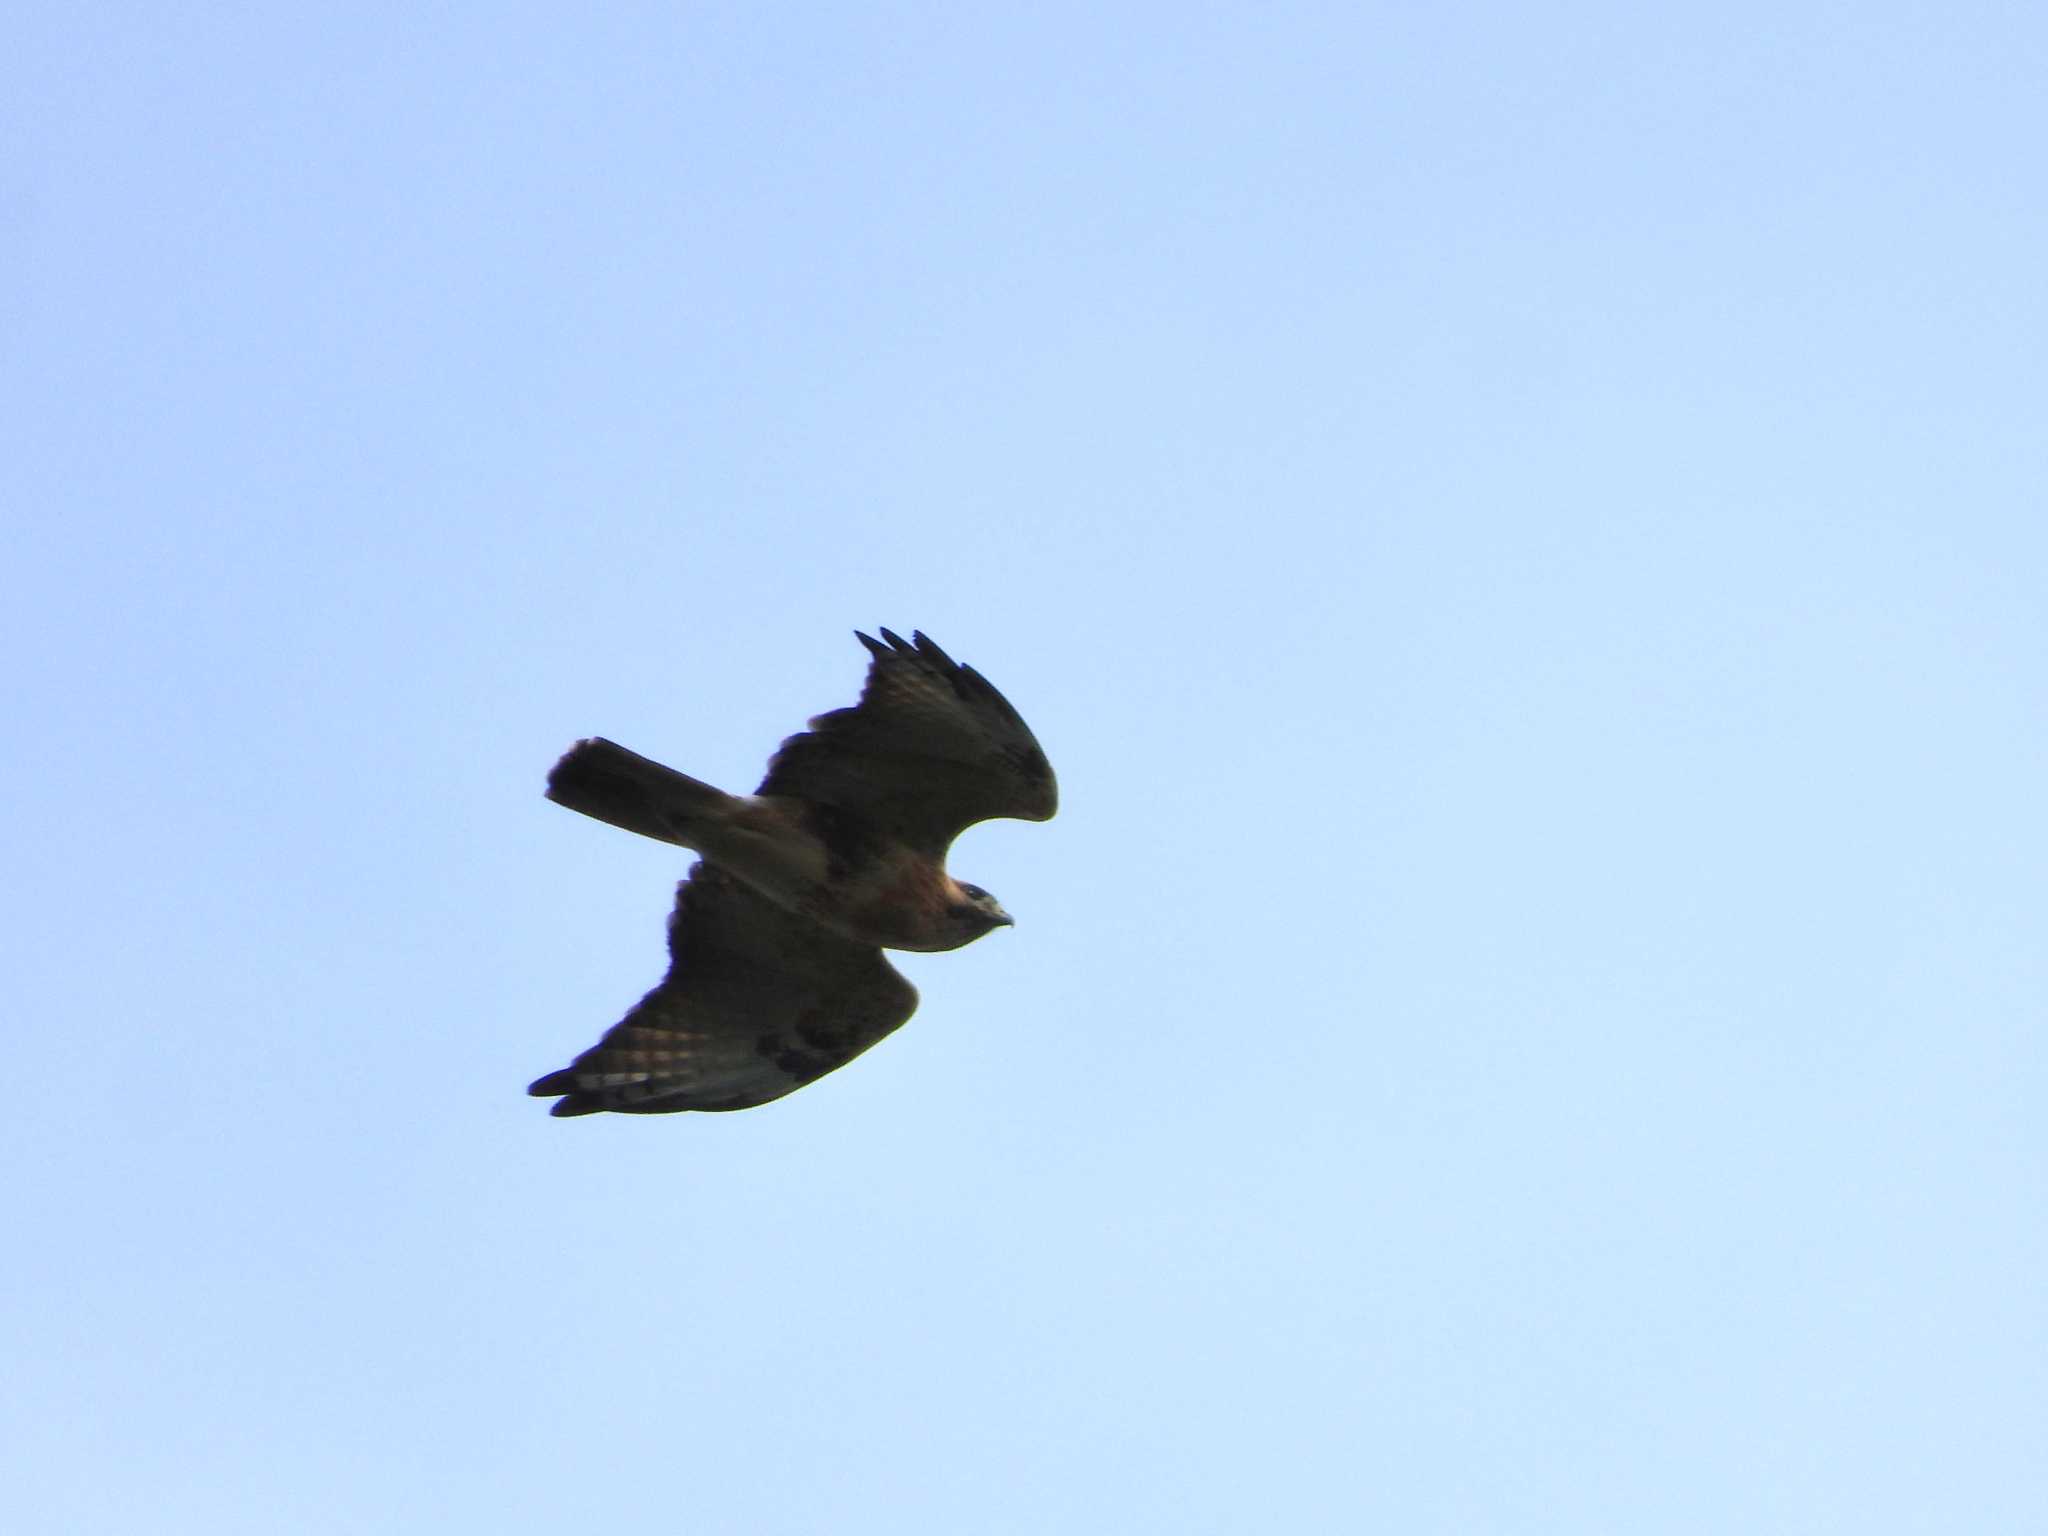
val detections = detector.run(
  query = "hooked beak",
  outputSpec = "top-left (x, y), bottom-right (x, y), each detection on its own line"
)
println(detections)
top-left (989, 908), bottom-right (1015, 928)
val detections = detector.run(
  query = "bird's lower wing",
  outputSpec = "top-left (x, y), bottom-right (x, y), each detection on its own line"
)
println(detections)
top-left (529, 863), bottom-right (919, 1115)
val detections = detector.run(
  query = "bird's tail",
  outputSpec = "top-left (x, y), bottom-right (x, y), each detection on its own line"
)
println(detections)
top-left (544, 737), bottom-right (736, 848)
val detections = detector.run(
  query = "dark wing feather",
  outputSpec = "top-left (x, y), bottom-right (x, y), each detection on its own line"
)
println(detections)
top-left (528, 863), bottom-right (919, 1115)
top-left (757, 629), bottom-right (1057, 856)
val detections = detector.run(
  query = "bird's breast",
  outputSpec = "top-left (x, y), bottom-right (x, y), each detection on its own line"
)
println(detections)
top-left (701, 798), bottom-right (966, 951)
top-left (837, 860), bottom-right (972, 952)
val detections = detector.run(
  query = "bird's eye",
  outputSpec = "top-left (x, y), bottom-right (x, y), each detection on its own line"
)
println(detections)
top-left (958, 883), bottom-right (987, 901)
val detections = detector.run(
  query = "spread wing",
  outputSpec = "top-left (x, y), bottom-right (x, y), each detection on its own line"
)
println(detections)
top-left (528, 863), bottom-right (919, 1115)
top-left (757, 629), bottom-right (1058, 857)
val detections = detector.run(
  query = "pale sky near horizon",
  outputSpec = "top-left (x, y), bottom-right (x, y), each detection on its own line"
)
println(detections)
top-left (5, 5), bottom-right (2044, 1532)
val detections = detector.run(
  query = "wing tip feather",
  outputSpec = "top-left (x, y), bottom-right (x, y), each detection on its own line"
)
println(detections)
top-left (528, 1070), bottom-right (609, 1117)
top-left (857, 626), bottom-right (964, 671)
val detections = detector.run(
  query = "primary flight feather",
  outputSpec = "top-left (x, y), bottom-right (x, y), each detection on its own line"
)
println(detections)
top-left (530, 629), bottom-right (1056, 1115)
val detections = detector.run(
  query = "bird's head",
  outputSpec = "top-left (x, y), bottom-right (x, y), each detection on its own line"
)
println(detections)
top-left (946, 881), bottom-right (1015, 945)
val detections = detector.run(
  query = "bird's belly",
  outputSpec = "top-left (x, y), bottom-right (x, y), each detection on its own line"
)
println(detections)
top-left (689, 799), bottom-right (831, 907)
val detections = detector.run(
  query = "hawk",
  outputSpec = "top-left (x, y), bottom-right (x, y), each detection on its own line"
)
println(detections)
top-left (529, 629), bottom-right (1057, 1115)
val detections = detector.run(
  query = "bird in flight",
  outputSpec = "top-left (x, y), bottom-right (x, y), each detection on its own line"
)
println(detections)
top-left (529, 629), bottom-right (1057, 1115)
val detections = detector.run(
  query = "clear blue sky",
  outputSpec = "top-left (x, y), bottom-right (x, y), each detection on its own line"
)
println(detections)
top-left (5, 5), bottom-right (2042, 1531)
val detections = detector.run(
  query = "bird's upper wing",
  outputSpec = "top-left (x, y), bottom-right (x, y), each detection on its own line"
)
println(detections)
top-left (756, 629), bottom-right (1057, 857)
top-left (528, 862), bottom-right (919, 1115)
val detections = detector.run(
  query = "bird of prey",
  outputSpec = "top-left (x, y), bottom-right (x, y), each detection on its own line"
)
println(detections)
top-left (529, 629), bottom-right (1057, 1115)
